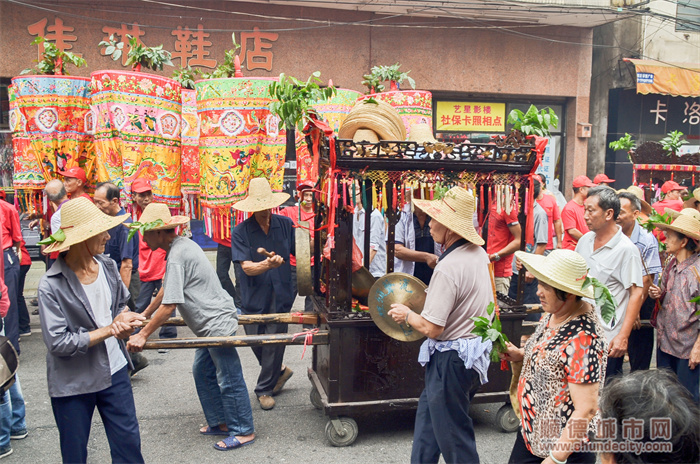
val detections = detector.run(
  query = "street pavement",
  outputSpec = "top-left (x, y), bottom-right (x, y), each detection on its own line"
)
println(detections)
top-left (7, 253), bottom-right (518, 463)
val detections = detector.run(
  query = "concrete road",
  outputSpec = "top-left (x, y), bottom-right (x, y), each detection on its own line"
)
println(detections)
top-left (8, 254), bottom-right (518, 463)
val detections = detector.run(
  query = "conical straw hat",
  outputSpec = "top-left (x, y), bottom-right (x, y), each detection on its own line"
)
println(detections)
top-left (138, 203), bottom-right (190, 230)
top-left (43, 197), bottom-right (129, 254)
top-left (353, 129), bottom-right (379, 143)
top-left (683, 188), bottom-right (700, 209)
top-left (617, 185), bottom-right (652, 216)
top-left (654, 213), bottom-right (700, 240)
top-left (232, 177), bottom-right (290, 213)
top-left (664, 207), bottom-right (700, 221)
top-left (515, 249), bottom-right (595, 299)
top-left (412, 186), bottom-right (484, 246)
top-left (409, 123), bottom-right (437, 144)
top-left (338, 99), bottom-right (406, 141)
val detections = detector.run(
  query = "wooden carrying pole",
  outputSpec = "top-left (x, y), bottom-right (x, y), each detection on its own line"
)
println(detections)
top-left (143, 330), bottom-right (330, 350)
top-left (145, 312), bottom-right (320, 326)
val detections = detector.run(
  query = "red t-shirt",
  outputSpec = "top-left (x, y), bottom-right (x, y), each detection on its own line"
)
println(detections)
top-left (486, 203), bottom-right (519, 278)
top-left (561, 200), bottom-right (588, 250)
top-left (0, 201), bottom-right (22, 251)
top-left (652, 198), bottom-right (683, 215)
top-left (138, 235), bottom-right (166, 282)
top-left (212, 236), bottom-right (230, 248)
top-left (278, 206), bottom-right (316, 267)
top-left (536, 193), bottom-right (561, 250)
top-left (19, 241), bottom-right (31, 266)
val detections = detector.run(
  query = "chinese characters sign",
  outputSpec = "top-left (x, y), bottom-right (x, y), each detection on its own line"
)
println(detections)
top-left (435, 101), bottom-right (506, 132)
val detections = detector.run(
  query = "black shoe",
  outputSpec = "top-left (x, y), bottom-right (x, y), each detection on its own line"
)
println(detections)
top-left (129, 352), bottom-right (149, 377)
top-left (28, 298), bottom-right (38, 307)
top-left (32, 309), bottom-right (39, 315)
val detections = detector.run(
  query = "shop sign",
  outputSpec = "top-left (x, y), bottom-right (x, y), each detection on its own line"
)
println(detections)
top-left (435, 101), bottom-right (506, 132)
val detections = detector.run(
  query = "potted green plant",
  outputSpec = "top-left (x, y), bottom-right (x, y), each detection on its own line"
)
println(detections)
top-left (100, 34), bottom-right (173, 72)
top-left (21, 36), bottom-right (86, 76)
top-left (609, 133), bottom-right (636, 163)
top-left (362, 63), bottom-right (415, 92)
top-left (172, 66), bottom-right (200, 90)
top-left (660, 130), bottom-right (688, 157)
top-left (200, 34), bottom-right (243, 79)
top-left (506, 105), bottom-right (559, 138)
top-left (268, 71), bottom-right (337, 133)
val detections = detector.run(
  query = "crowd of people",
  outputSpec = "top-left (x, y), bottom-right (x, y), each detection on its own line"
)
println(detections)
top-left (1, 167), bottom-right (699, 463)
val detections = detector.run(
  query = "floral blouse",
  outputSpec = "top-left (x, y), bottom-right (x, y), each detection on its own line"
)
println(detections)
top-left (658, 253), bottom-right (700, 359)
top-left (518, 308), bottom-right (608, 458)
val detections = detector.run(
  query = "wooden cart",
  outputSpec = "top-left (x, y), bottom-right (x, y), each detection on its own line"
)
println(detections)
top-left (304, 134), bottom-right (536, 446)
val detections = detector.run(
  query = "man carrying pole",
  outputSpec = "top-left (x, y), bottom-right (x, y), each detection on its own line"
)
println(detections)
top-left (126, 203), bottom-right (255, 451)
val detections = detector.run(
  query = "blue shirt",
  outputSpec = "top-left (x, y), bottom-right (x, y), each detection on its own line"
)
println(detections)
top-left (231, 214), bottom-right (295, 314)
top-left (104, 208), bottom-right (137, 270)
top-left (630, 222), bottom-right (662, 282)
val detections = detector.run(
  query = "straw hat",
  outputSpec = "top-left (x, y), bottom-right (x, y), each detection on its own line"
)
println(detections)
top-left (138, 203), bottom-right (190, 230)
top-left (655, 214), bottom-right (700, 240)
top-left (338, 99), bottom-right (406, 141)
top-left (664, 207), bottom-right (700, 221)
top-left (412, 186), bottom-right (484, 246)
top-left (232, 177), bottom-right (290, 213)
top-left (617, 185), bottom-right (652, 216)
top-left (352, 129), bottom-right (379, 143)
top-left (515, 249), bottom-right (595, 299)
top-left (43, 197), bottom-right (128, 254)
top-left (683, 188), bottom-right (700, 209)
top-left (409, 123), bottom-right (437, 144)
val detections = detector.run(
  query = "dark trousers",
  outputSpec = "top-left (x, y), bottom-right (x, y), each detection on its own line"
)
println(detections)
top-left (508, 428), bottom-right (595, 463)
top-left (50, 367), bottom-right (144, 464)
top-left (657, 349), bottom-right (700, 403)
top-left (232, 262), bottom-right (244, 310)
top-left (17, 264), bottom-right (31, 333)
top-left (508, 275), bottom-right (541, 321)
top-left (605, 356), bottom-right (624, 385)
top-left (3, 249), bottom-right (20, 354)
top-left (216, 244), bottom-right (236, 301)
top-left (628, 297), bottom-right (655, 371)
top-left (135, 279), bottom-right (176, 339)
top-left (411, 350), bottom-right (481, 464)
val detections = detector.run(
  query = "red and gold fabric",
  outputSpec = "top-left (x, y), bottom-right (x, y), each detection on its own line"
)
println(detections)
top-left (91, 70), bottom-right (182, 208)
top-left (180, 88), bottom-right (200, 195)
top-left (357, 90), bottom-right (433, 138)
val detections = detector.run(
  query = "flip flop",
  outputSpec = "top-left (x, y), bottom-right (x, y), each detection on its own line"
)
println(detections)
top-left (200, 425), bottom-right (229, 436)
top-left (213, 436), bottom-right (256, 451)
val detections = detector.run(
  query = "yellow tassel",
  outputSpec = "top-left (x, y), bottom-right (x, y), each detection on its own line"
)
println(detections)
top-left (372, 182), bottom-right (378, 211)
top-left (381, 181), bottom-right (387, 213)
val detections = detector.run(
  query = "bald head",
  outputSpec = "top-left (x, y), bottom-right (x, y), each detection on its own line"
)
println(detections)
top-left (44, 179), bottom-right (67, 203)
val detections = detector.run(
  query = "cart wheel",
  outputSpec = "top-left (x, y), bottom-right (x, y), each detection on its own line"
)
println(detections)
top-left (310, 387), bottom-right (323, 410)
top-left (325, 417), bottom-right (358, 447)
top-left (496, 404), bottom-right (520, 433)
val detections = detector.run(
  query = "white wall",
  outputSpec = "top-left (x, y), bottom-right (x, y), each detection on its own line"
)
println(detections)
top-left (643, 0), bottom-right (700, 63)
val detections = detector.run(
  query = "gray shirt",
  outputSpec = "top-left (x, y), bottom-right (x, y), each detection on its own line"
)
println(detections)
top-left (512, 202), bottom-right (548, 274)
top-left (391, 205), bottom-right (416, 275)
top-left (353, 207), bottom-right (387, 278)
top-left (162, 236), bottom-right (238, 337)
top-left (38, 254), bottom-right (132, 398)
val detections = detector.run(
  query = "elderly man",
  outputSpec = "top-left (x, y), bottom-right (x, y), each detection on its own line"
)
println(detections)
top-left (576, 186), bottom-right (644, 381)
top-left (58, 166), bottom-right (90, 201)
top-left (617, 192), bottom-right (662, 372)
top-left (388, 186), bottom-right (493, 464)
top-left (128, 204), bottom-right (255, 451)
top-left (232, 178), bottom-right (295, 411)
top-left (38, 197), bottom-right (146, 463)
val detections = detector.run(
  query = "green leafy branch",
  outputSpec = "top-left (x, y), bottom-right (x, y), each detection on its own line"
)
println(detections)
top-left (507, 105), bottom-right (559, 138)
top-left (101, 35), bottom-right (173, 72)
top-left (660, 130), bottom-right (688, 156)
top-left (268, 71), bottom-right (336, 132)
top-left (609, 133), bottom-right (636, 152)
top-left (471, 302), bottom-right (509, 363)
top-left (172, 66), bottom-right (200, 89)
top-left (582, 276), bottom-right (618, 324)
top-left (37, 228), bottom-right (66, 246)
top-left (21, 36), bottom-right (87, 75)
top-left (362, 63), bottom-right (416, 93)
top-left (127, 219), bottom-right (165, 242)
top-left (640, 210), bottom-right (672, 234)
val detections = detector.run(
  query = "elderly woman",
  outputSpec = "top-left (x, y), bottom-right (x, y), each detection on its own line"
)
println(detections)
top-left (37, 197), bottom-right (145, 463)
top-left (501, 249), bottom-right (608, 464)
top-left (649, 214), bottom-right (700, 403)
top-left (387, 186), bottom-right (493, 464)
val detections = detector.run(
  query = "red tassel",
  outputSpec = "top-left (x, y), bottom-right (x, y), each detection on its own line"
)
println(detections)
top-left (392, 182), bottom-right (397, 210)
top-left (500, 359), bottom-right (509, 371)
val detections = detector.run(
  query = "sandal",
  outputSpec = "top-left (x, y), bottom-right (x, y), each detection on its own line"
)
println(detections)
top-left (213, 436), bottom-right (256, 451)
top-left (200, 425), bottom-right (229, 436)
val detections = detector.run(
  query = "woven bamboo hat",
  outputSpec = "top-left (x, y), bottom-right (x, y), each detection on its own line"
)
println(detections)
top-left (409, 123), bottom-right (437, 144)
top-left (617, 185), bottom-right (652, 216)
top-left (655, 213), bottom-right (700, 240)
top-left (412, 186), bottom-right (484, 246)
top-left (683, 188), bottom-right (700, 209)
top-left (352, 129), bottom-right (379, 143)
top-left (515, 249), bottom-right (595, 299)
top-left (232, 177), bottom-right (290, 213)
top-left (138, 203), bottom-right (190, 230)
top-left (664, 207), bottom-right (700, 221)
top-left (43, 197), bottom-right (128, 254)
top-left (338, 99), bottom-right (406, 141)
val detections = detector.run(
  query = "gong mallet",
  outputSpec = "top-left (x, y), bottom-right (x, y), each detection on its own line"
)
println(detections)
top-left (257, 247), bottom-right (285, 263)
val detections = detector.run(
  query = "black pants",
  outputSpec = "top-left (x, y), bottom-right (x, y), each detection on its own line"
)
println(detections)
top-left (605, 356), bottom-right (624, 385)
top-left (508, 428), bottom-right (595, 463)
top-left (628, 297), bottom-right (655, 371)
top-left (17, 264), bottom-right (31, 333)
top-left (411, 350), bottom-right (481, 464)
top-left (215, 244), bottom-right (236, 301)
top-left (3, 249), bottom-right (20, 354)
top-left (51, 367), bottom-right (144, 464)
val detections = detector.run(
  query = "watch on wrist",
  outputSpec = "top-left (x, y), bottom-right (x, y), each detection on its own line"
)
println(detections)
top-left (492, 253), bottom-right (501, 262)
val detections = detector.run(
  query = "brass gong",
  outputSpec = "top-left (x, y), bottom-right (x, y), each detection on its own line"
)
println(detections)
top-left (295, 220), bottom-right (313, 296)
top-left (368, 272), bottom-right (428, 342)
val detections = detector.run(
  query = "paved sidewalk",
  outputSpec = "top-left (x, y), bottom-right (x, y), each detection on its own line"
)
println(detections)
top-left (11, 252), bottom-right (517, 463)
